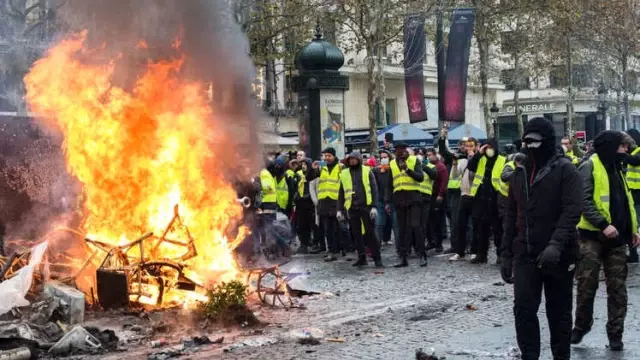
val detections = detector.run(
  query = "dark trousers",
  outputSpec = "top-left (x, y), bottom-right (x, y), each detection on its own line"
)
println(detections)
top-left (428, 197), bottom-right (445, 248)
top-left (295, 200), bottom-right (314, 247)
top-left (575, 238), bottom-right (628, 341)
top-left (514, 259), bottom-right (574, 360)
top-left (397, 204), bottom-right (424, 256)
top-left (321, 216), bottom-right (340, 254)
top-left (473, 200), bottom-right (503, 261)
top-left (312, 216), bottom-right (324, 249)
top-left (455, 195), bottom-right (475, 257)
top-left (444, 189), bottom-right (460, 244)
top-left (419, 197), bottom-right (431, 251)
top-left (348, 207), bottom-right (380, 259)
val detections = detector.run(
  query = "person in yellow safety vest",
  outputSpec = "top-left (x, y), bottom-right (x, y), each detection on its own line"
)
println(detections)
top-left (572, 130), bottom-right (640, 351)
top-left (449, 137), bottom-right (479, 261)
top-left (560, 136), bottom-right (580, 165)
top-left (294, 158), bottom-right (318, 254)
top-left (272, 155), bottom-right (294, 215)
top-left (624, 128), bottom-right (640, 263)
top-left (385, 142), bottom-right (427, 268)
top-left (466, 138), bottom-right (504, 264)
top-left (313, 147), bottom-right (343, 262)
top-left (337, 151), bottom-right (383, 268)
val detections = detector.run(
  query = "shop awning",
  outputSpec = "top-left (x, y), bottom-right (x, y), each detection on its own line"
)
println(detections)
top-left (376, 123), bottom-right (434, 146)
top-left (447, 124), bottom-right (487, 141)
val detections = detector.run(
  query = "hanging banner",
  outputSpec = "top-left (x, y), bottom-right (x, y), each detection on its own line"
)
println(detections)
top-left (403, 14), bottom-right (427, 123)
top-left (443, 8), bottom-right (475, 123)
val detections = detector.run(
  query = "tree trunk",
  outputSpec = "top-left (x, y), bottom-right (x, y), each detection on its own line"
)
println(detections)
top-left (514, 54), bottom-right (524, 137)
top-left (367, 40), bottom-right (378, 154)
top-left (566, 37), bottom-right (574, 136)
top-left (375, 42), bottom-right (386, 128)
top-left (477, 36), bottom-right (493, 138)
top-left (622, 54), bottom-right (630, 131)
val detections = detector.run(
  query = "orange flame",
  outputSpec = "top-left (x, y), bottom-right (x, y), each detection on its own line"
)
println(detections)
top-left (24, 31), bottom-right (246, 302)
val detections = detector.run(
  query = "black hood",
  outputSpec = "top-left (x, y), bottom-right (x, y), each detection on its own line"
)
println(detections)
top-left (628, 129), bottom-right (640, 147)
top-left (594, 130), bottom-right (623, 169)
top-left (483, 138), bottom-right (499, 151)
top-left (523, 117), bottom-right (556, 168)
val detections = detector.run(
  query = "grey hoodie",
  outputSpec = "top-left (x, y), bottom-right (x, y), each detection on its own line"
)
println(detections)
top-left (339, 151), bottom-right (378, 211)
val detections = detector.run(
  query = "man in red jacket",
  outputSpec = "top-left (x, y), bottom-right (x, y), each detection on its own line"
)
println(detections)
top-left (426, 147), bottom-right (449, 253)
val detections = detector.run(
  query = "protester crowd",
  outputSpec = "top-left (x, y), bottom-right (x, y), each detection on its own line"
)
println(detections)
top-left (237, 117), bottom-right (640, 359)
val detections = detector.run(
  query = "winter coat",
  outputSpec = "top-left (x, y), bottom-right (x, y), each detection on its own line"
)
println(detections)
top-left (502, 155), bottom-right (582, 264)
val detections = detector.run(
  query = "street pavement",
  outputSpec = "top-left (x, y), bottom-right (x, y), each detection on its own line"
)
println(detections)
top-left (221, 244), bottom-right (640, 360)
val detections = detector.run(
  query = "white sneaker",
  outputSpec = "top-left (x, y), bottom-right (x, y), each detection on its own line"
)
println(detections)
top-left (449, 254), bottom-right (463, 261)
top-left (469, 254), bottom-right (477, 261)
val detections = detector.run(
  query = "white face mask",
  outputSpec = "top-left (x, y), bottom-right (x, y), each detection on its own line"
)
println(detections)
top-left (486, 148), bottom-right (495, 158)
top-left (561, 145), bottom-right (568, 153)
top-left (380, 158), bottom-right (389, 165)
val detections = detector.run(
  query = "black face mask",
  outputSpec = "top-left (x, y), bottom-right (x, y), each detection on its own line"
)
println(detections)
top-left (616, 152), bottom-right (628, 163)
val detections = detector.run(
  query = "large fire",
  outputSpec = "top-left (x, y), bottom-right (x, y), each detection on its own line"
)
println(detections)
top-left (23, 31), bottom-right (248, 307)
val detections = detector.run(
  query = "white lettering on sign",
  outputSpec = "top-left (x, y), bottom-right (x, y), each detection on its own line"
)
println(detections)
top-left (504, 103), bottom-right (556, 114)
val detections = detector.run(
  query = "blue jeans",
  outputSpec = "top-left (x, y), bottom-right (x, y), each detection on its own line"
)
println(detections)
top-left (376, 200), bottom-right (399, 244)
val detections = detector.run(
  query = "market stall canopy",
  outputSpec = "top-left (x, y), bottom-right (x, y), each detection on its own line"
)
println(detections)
top-left (377, 123), bottom-right (434, 147)
top-left (259, 132), bottom-right (298, 146)
top-left (447, 123), bottom-right (487, 141)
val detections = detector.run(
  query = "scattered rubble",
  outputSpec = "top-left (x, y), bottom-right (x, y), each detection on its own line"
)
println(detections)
top-left (223, 337), bottom-right (278, 352)
top-left (0, 347), bottom-right (31, 360)
top-left (415, 348), bottom-right (444, 360)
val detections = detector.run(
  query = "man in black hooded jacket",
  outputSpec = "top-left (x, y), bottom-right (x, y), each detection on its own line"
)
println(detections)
top-left (624, 128), bottom-right (640, 263)
top-left (501, 117), bottom-right (582, 360)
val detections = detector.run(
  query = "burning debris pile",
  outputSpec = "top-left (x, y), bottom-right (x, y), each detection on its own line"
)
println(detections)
top-left (0, 0), bottom-right (300, 357)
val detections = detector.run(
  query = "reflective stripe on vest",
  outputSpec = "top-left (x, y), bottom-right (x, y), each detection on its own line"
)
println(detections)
top-left (276, 177), bottom-right (289, 209)
top-left (491, 155), bottom-right (508, 196)
top-left (318, 165), bottom-right (341, 200)
top-left (340, 166), bottom-right (372, 211)
top-left (390, 156), bottom-right (420, 192)
top-left (577, 154), bottom-right (638, 233)
top-left (420, 163), bottom-right (435, 195)
top-left (470, 156), bottom-right (487, 197)
top-left (260, 169), bottom-right (277, 204)
top-left (627, 147), bottom-right (640, 190)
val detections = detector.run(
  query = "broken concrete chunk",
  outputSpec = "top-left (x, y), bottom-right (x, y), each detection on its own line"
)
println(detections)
top-left (44, 281), bottom-right (85, 325)
top-left (0, 347), bottom-right (31, 360)
top-left (48, 326), bottom-right (102, 355)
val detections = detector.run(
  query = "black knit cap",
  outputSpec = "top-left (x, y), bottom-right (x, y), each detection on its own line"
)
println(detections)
top-left (321, 147), bottom-right (336, 156)
top-left (523, 117), bottom-right (555, 140)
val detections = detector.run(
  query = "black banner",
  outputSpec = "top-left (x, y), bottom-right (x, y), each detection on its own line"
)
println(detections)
top-left (403, 14), bottom-right (427, 123)
top-left (436, 8), bottom-right (446, 125)
top-left (443, 8), bottom-right (475, 123)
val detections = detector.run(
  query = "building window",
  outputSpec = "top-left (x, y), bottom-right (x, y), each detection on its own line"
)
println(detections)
top-left (549, 64), bottom-right (593, 89)
top-left (500, 68), bottom-right (530, 90)
top-left (376, 99), bottom-right (397, 126)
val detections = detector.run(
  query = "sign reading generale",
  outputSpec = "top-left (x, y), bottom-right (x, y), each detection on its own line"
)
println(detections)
top-left (502, 102), bottom-right (561, 115)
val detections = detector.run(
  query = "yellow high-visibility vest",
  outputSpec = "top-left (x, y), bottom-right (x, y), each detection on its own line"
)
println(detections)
top-left (259, 169), bottom-right (277, 204)
top-left (490, 155), bottom-right (508, 197)
top-left (276, 177), bottom-right (289, 209)
top-left (297, 170), bottom-right (305, 197)
top-left (448, 163), bottom-right (461, 190)
top-left (566, 151), bottom-right (579, 165)
top-left (340, 166), bottom-right (372, 210)
top-left (470, 156), bottom-right (487, 197)
top-left (626, 147), bottom-right (640, 190)
top-left (419, 162), bottom-right (435, 195)
top-left (390, 156), bottom-right (420, 193)
top-left (286, 169), bottom-right (295, 178)
top-left (496, 161), bottom-right (514, 197)
top-left (318, 164), bottom-right (341, 200)
top-left (577, 154), bottom-right (638, 233)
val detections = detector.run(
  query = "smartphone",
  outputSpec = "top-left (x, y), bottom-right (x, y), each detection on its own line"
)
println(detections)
top-left (317, 160), bottom-right (327, 167)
